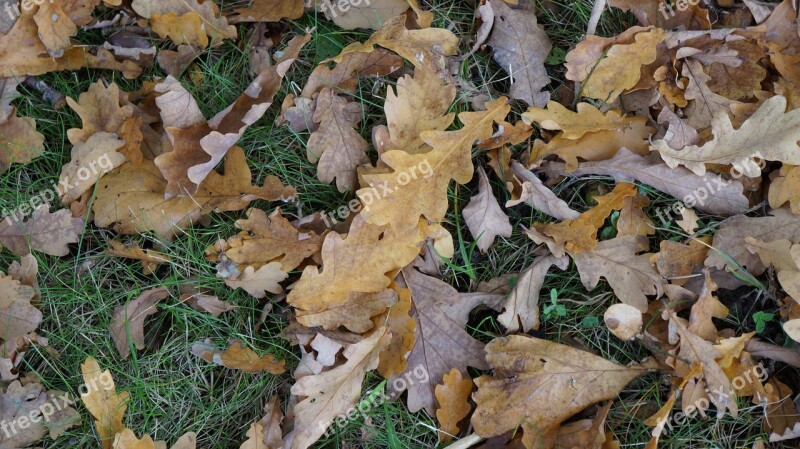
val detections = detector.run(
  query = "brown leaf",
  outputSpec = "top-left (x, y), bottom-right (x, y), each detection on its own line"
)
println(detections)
top-left (687, 271), bottom-right (729, 342)
top-left (572, 235), bottom-right (663, 311)
top-left (80, 357), bottom-right (130, 449)
top-left (545, 148), bottom-right (750, 215)
top-left (745, 237), bottom-right (800, 301)
top-left (109, 288), bottom-right (169, 359)
top-left (105, 241), bottom-right (171, 275)
top-left (0, 109), bottom-right (45, 172)
top-left (0, 271), bottom-right (42, 344)
top-left (435, 368), bottom-right (472, 442)
top-left (472, 335), bottom-right (650, 442)
top-left (192, 339), bottom-right (286, 374)
top-left (358, 98), bottom-right (511, 232)
top-left (650, 237), bottom-right (710, 287)
top-left (223, 263), bottom-right (288, 298)
top-left (376, 282), bottom-right (416, 378)
top-left (507, 162), bottom-right (580, 220)
top-left (131, 0), bottom-right (236, 45)
top-left (290, 327), bottom-right (390, 449)
top-left (523, 101), bottom-right (639, 140)
top-left (463, 167), bottom-right (512, 252)
top-left (497, 255), bottom-right (569, 333)
top-left (307, 88), bottom-right (369, 192)
top-left (301, 48), bottom-right (403, 99)
top-left (389, 267), bottom-right (488, 414)
top-left (93, 147), bottom-right (295, 238)
top-left (486, 0), bottom-right (552, 107)
top-left (320, 0), bottom-right (409, 30)
top-left (0, 381), bottom-right (81, 447)
top-left (769, 165), bottom-right (800, 214)
top-left (0, 205), bottom-right (84, 257)
top-left (240, 396), bottom-right (284, 449)
top-left (66, 81), bottom-right (134, 145)
top-left (58, 132), bottom-right (126, 204)
top-left (230, 0), bottom-right (305, 23)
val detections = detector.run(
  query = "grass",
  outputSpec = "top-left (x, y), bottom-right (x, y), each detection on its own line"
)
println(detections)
top-left (0, 0), bottom-right (797, 448)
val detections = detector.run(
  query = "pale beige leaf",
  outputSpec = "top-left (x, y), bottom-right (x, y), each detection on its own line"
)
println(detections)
top-left (0, 205), bottom-right (84, 257)
top-left (224, 263), bottom-right (288, 298)
top-left (497, 255), bottom-right (569, 333)
top-left (463, 168), bottom-right (512, 252)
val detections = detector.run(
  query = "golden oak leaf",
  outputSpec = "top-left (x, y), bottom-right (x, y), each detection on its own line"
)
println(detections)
top-left (0, 271), bottom-right (42, 344)
top-left (376, 282), bottom-right (415, 378)
top-left (329, 15), bottom-right (459, 73)
top-left (527, 182), bottom-right (637, 256)
top-left (322, 0), bottom-right (409, 30)
top-left (389, 267), bottom-right (488, 414)
top-left (528, 119), bottom-right (654, 170)
top-left (471, 335), bottom-right (650, 442)
top-left (55, 47), bottom-right (143, 79)
top-left (224, 263), bottom-right (288, 298)
top-left (239, 396), bottom-right (284, 449)
top-left (608, 0), bottom-right (710, 29)
top-left (209, 207), bottom-right (323, 272)
top-left (497, 255), bottom-right (569, 333)
top-left (109, 288), bottom-right (169, 359)
top-left (33, 0), bottom-right (78, 58)
top-left (230, 0), bottom-right (305, 23)
top-left (0, 8), bottom-right (59, 78)
top-left (0, 205), bottom-right (84, 257)
top-left (650, 237), bottom-right (710, 287)
top-left (375, 66), bottom-right (456, 155)
top-left (287, 214), bottom-right (426, 315)
top-left (523, 101), bottom-right (643, 140)
top-left (654, 96), bottom-right (800, 176)
top-left (301, 48), bottom-right (403, 100)
top-left (105, 241), bottom-right (171, 275)
top-left (486, 0), bottom-right (552, 107)
top-left (131, 0), bottom-right (236, 44)
top-left (357, 98), bottom-right (511, 232)
top-left (296, 289), bottom-right (397, 333)
top-left (687, 271), bottom-right (729, 342)
top-left (745, 237), bottom-right (800, 301)
top-left (617, 193), bottom-right (654, 237)
top-left (565, 26), bottom-right (646, 84)
top-left (81, 357), bottom-right (130, 449)
top-left (59, 132), bottom-right (126, 204)
top-left (192, 339), bottom-right (286, 374)
top-left (769, 165), bottom-right (800, 214)
top-left (463, 167), bottom-right (512, 252)
top-left (112, 429), bottom-right (197, 449)
top-left (572, 235), bottom-right (663, 311)
top-left (93, 147), bottom-right (295, 238)
top-left (290, 327), bottom-right (390, 449)
top-left (307, 88), bottom-right (369, 192)
top-left (66, 81), bottom-right (135, 145)
top-left (580, 28), bottom-right (666, 102)
top-left (151, 12), bottom-right (208, 48)
top-left (435, 368), bottom-right (472, 442)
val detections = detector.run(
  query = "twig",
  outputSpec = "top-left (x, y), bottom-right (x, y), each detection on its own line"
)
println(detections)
top-left (23, 77), bottom-right (66, 109)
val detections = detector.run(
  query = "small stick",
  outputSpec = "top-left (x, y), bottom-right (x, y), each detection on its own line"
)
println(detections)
top-left (23, 77), bottom-right (66, 109)
top-left (587, 0), bottom-right (607, 36)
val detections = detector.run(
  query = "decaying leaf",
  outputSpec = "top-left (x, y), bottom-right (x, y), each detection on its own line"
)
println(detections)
top-left (435, 368), bottom-right (472, 442)
top-left (497, 255), bottom-right (569, 332)
top-left (0, 205), bottom-right (84, 257)
top-left (109, 288), bottom-right (169, 359)
top-left (192, 339), bottom-right (286, 374)
top-left (472, 335), bottom-right (650, 443)
top-left (463, 167), bottom-right (512, 252)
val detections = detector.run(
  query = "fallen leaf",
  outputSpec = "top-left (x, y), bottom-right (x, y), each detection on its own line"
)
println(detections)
top-left (653, 96), bottom-right (800, 176)
top-left (472, 335), bottom-right (650, 442)
top-left (230, 0), bottom-right (304, 23)
top-left (0, 205), bottom-right (84, 257)
top-left (435, 368), bottom-right (472, 442)
top-left (105, 241), bottom-right (171, 275)
top-left (497, 255), bottom-right (569, 332)
top-left (486, 0), bottom-right (552, 107)
top-left (131, 0), bottom-right (236, 46)
top-left (290, 327), bottom-right (390, 449)
top-left (109, 288), bottom-right (169, 359)
top-left (58, 132), bottom-right (127, 204)
top-left (604, 303), bottom-right (643, 341)
top-left (320, 0), bottom-right (409, 30)
top-left (307, 88), bottom-right (369, 192)
top-left (80, 357), bottom-right (130, 449)
top-left (745, 237), bottom-right (800, 301)
top-left (240, 396), bottom-right (284, 449)
top-left (572, 235), bottom-right (663, 311)
top-left (506, 162), bottom-right (580, 220)
top-left (223, 263), bottom-right (288, 298)
top-left (463, 167), bottom-right (513, 252)
top-left (192, 339), bottom-right (286, 374)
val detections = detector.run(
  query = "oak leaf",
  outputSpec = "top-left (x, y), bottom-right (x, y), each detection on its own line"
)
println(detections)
top-left (131, 0), bottom-right (236, 45)
top-left (109, 288), bottom-right (169, 359)
top-left (59, 132), bottom-right (127, 204)
top-left (0, 381), bottom-right (81, 447)
top-left (81, 357), bottom-right (130, 449)
top-left (307, 88), bottom-right (369, 192)
top-left (0, 109), bottom-right (45, 172)
top-left (471, 335), bottom-right (650, 442)
top-left (376, 282), bottom-right (415, 378)
top-left (290, 327), bottom-right (390, 449)
top-left (0, 271), bottom-right (42, 344)
top-left (507, 162), bottom-right (580, 220)
top-left (547, 148), bottom-right (750, 215)
top-left (522, 102), bottom-right (640, 140)
top-left (435, 368), bottom-right (472, 442)
top-left (463, 167), bottom-right (512, 252)
top-left (358, 98), bottom-right (511, 232)
top-left (230, 0), bottom-right (305, 23)
top-left (650, 237), bottom-right (710, 287)
top-left (66, 81), bottom-right (135, 145)
top-left (497, 255), bottom-right (569, 333)
top-left (389, 267), bottom-right (488, 414)
top-left (192, 339), bottom-right (286, 374)
top-left (768, 165), bottom-right (800, 214)
top-left (320, 0), bottom-right (409, 30)
top-left (296, 289), bottom-right (398, 333)
top-left (105, 241), bottom-right (171, 275)
top-left (223, 263), bottom-right (288, 298)
top-left (745, 237), bottom-right (800, 301)
top-left (0, 205), bottom-right (84, 257)
top-left (687, 271), bottom-right (729, 342)
top-left (572, 235), bottom-right (663, 311)
top-left (653, 96), bottom-right (800, 176)
top-left (486, 0), bottom-right (552, 107)
top-left (239, 396), bottom-right (284, 449)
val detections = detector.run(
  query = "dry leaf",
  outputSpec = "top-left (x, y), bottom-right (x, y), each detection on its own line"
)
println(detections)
top-left (0, 205), bottom-right (84, 257)
top-left (224, 263), bottom-right (288, 298)
top-left (472, 335), bottom-right (650, 442)
top-left (192, 339), bottom-right (286, 374)
top-left (230, 0), bottom-right (305, 23)
top-left (240, 396), bottom-right (284, 449)
top-left (604, 303), bottom-right (643, 340)
top-left (507, 162), bottom-right (580, 220)
top-left (463, 167), bottom-right (512, 252)
top-left (435, 368), bottom-right (472, 442)
top-left (486, 0), bottom-right (552, 107)
top-left (497, 255), bottom-right (569, 332)
top-left (319, 0), bottom-right (409, 30)
top-left (105, 241), bottom-right (170, 275)
top-left (80, 357), bottom-right (130, 449)
top-left (109, 288), bottom-right (169, 359)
